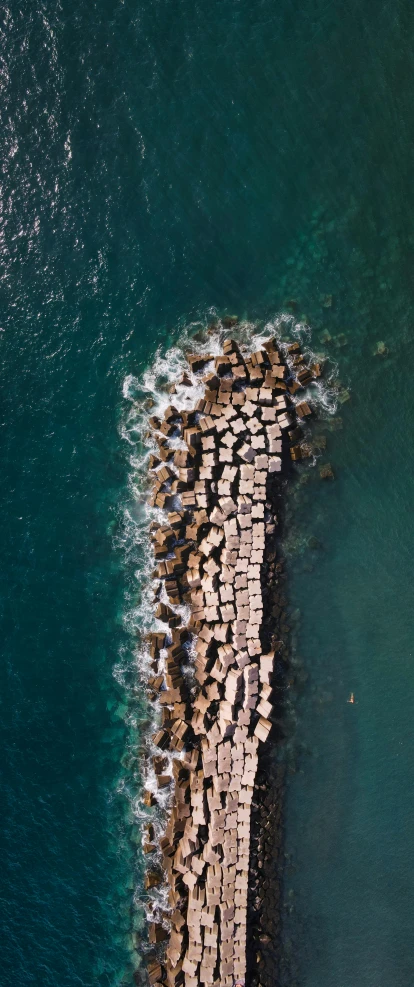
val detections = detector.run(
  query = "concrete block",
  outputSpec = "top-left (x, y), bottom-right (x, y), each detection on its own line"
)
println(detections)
top-left (246, 417), bottom-right (262, 434)
top-left (231, 418), bottom-right (245, 435)
top-left (254, 716), bottom-right (272, 742)
top-left (256, 690), bottom-right (272, 714)
top-left (240, 463), bottom-right (254, 480)
top-left (234, 573), bottom-right (248, 589)
top-left (221, 431), bottom-right (237, 448)
top-left (237, 443), bottom-right (255, 463)
top-left (221, 465), bottom-right (238, 481)
top-left (219, 496), bottom-right (237, 516)
top-left (219, 448), bottom-right (233, 463)
top-left (251, 433), bottom-right (265, 450)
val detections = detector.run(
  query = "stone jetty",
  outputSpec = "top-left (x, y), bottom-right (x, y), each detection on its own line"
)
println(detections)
top-left (142, 334), bottom-right (318, 987)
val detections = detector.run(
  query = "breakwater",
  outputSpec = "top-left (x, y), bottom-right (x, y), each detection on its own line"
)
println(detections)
top-left (138, 328), bottom-right (320, 987)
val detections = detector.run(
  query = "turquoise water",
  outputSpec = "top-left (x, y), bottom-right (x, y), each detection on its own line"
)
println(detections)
top-left (282, 328), bottom-right (414, 987)
top-left (2, 0), bottom-right (414, 983)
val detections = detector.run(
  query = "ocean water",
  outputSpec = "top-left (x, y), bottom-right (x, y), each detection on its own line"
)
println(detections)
top-left (2, 0), bottom-right (414, 984)
top-left (280, 327), bottom-right (414, 987)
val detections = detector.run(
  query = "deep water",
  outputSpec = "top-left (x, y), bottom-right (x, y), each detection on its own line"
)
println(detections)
top-left (2, 0), bottom-right (414, 984)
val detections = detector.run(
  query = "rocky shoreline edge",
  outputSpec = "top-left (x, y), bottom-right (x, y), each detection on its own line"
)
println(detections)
top-left (138, 330), bottom-right (319, 987)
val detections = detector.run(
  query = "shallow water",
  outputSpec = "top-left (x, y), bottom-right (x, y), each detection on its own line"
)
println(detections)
top-left (2, 0), bottom-right (414, 983)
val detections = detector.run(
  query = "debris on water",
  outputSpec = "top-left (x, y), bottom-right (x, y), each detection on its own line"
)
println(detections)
top-left (374, 340), bottom-right (389, 356)
top-left (320, 293), bottom-right (333, 308)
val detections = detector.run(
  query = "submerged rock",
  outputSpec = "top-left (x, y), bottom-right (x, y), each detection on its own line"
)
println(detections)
top-left (319, 463), bottom-right (334, 479)
top-left (320, 329), bottom-right (332, 343)
top-left (334, 332), bottom-right (348, 347)
top-left (328, 416), bottom-right (343, 430)
top-left (374, 340), bottom-right (389, 356)
top-left (312, 433), bottom-right (327, 452)
top-left (192, 329), bottom-right (208, 343)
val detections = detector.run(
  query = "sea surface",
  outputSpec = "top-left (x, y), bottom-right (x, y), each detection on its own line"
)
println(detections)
top-left (1, 0), bottom-right (414, 984)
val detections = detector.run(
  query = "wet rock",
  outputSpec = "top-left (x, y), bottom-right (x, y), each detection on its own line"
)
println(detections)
top-left (143, 789), bottom-right (157, 807)
top-left (221, 314), bottom-right (239, 327)
top-left (149, 923), bottom-right (169, 944)
top-left (193, 329), bottom-right (208, 343)
top-left (144, 871), bottom-right (162, 890)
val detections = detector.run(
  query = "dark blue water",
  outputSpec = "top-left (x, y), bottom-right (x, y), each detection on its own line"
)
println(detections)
top-left (2, 0), bottom-right (414, 983)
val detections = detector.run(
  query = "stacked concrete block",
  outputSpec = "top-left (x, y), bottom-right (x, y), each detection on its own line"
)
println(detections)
top-left (143, 334), bottom-right (318, 987)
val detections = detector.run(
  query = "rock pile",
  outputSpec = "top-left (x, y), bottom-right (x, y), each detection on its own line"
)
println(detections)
top-left (142, 335), bottom-right (318, 987)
